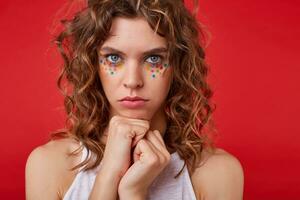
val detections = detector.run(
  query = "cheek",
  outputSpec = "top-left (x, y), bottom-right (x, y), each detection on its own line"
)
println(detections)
top-left (147, 73), bottom-right (172, 98)
top-left (144, 61), bottom-right (170, 79)
top-left (98, 66), bottom-right (117, 96)
top-left (99, 57), bottom-right (124, 76)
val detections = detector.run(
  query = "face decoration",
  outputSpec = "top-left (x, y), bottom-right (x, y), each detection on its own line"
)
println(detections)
top-left (99, 54), bottom-right (170, 78)
top-left (98, 17), bottom-right (173, 120)
top-left (144, 61), bottom-right (170, 78)
top-left (99, 55), bottom-right (124, 76)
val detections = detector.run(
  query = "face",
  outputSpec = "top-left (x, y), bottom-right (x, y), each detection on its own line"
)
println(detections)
top-left (98, 17), bottom-right (173, 120)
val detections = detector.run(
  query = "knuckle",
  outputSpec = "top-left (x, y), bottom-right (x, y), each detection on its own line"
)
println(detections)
top-left (142, 121), bottom-right (150, 129)
top-left (164, 153), bottom-right (171, 164)
top-left (145, 121), bottom-right (150, 128)
top-left (110, 116), bottom-right (120, 127)
top-left (158, 156), bottom-right (165, 165)
top-left (123, 125), bottom-right (133, 137)
top-left (110, 115), bottom-right (119, 123)
top-left (160, 153), bottom-right (170, 165)
top-left (138, 139), bottom-right (146, 145)
top-left (112, 123), bottom-right (132, 137)
top-left (148, 154), bottom-right (160, 166)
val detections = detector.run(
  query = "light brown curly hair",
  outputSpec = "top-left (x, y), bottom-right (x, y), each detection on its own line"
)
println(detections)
top-left (50, 0), bottom-right (217, 178)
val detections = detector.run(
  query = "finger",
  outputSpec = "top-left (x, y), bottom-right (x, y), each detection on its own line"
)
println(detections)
top-left (145, 131), bottom-right (167, 152)
top-left (130, 125), bottom-right (148, 136)
top-left (133, 139), bottom-right (158, 163)
top-left (152, 130), bottom-right (167, 148)
top-left (145, 131), bottom-right (169, 163)
top-left (121, 116), bottom-right (150, 129)
top-left (131, 126), bottom-right (149, 147)
top-left (145, 131), bottom-right (162, 153)
top-left (131, 133), bottom-right (145, 148)
top-left (147, 131), bottom-right (170, 160)
top-left (145, 131), bottom-right (166, 153)
top-left (111, 115), bottom-right (150, 130)
top-left (128, 120), bottom-right (150, 129)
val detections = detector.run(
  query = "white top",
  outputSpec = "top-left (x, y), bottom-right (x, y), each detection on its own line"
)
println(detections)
top-left (63, 144), bottom-right (197, 200)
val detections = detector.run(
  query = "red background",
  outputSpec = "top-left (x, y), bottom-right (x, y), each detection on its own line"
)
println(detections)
top-left (0, 0), bottom-right (299, 199)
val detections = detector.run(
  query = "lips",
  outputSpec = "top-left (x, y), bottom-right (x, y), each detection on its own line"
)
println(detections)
top-left (119, 96), bottom-right (149, 109)
top-left (119, 96), bottom-right (148, 101)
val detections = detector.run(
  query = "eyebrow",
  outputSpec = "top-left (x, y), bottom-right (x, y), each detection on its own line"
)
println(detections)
top-left (99, 46), bottom-right (168, 56)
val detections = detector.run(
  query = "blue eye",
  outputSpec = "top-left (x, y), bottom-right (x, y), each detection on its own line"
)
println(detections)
top-left (146, 55), bottom-right (162, 64)
top-left (106, 54), bottom-right (121, 64)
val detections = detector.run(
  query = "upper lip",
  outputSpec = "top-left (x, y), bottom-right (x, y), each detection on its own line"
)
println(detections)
top-left (119, 96), bottom-right (148, 101)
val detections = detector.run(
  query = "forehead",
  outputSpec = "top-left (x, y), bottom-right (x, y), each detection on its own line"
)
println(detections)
top-left (102, 17), bottom-right (167, 49)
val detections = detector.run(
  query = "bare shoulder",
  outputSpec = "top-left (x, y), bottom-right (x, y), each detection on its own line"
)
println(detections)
top-left (25, 137), bottom-right (82, 200)
top-left (191, 147), bottom-right (244, 200)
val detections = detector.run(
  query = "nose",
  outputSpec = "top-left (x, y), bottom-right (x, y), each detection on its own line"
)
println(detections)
top-left (123, 60), bottom-right (144, 89)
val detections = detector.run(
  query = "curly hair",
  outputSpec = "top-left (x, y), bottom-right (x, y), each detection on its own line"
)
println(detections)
top-left (50, 0), bottom-right (217, 178)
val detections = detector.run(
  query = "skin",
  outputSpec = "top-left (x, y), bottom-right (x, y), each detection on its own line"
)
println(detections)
top-left (99, 54), bottom-right (170, 78)
top-left (94, 16), bottom-right (173, 199)
top-left (97, 17), bottom-right (173, 124)
top-left (25, 16), bottom-right (244, 200)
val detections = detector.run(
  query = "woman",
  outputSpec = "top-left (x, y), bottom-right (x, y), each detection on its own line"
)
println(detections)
top-left (25, 0), bottom-right (244, 199)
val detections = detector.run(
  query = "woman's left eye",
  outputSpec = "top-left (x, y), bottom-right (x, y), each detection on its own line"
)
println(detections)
top-left (146, 55), bottom-right (162, 64)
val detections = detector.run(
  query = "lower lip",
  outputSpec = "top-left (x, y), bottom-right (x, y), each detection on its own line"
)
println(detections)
top-left (119, 100), bottom-right (147, 109)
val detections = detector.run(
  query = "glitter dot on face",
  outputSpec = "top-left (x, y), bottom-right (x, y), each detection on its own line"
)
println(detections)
top-left (99, 55), bottom-right (125, 76)
top-left (100, 56), bottom-right (170, 77)
top-left (143, 61), bottom-right (171, 78)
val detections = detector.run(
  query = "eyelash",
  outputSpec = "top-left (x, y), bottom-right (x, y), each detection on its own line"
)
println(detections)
top-left (104, 54), bottom-right (163, 65)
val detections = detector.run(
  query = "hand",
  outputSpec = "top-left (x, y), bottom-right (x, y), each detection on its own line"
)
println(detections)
top-left (118, 130), bottom-right (171, 198)
top-left (100, 115), bottom-right (150, 179)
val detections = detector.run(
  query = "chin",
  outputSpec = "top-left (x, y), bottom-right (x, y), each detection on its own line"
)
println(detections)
top-left (118, 109), bottom-right (154, 120)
